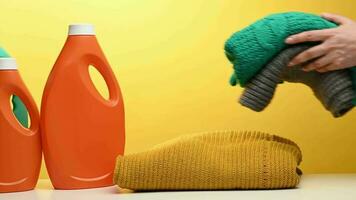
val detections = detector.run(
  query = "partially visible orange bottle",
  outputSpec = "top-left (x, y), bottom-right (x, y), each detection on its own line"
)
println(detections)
top-left (41, 24), bottom-right (125, 189)
top-left (0, 57), bottom-right (41, 193)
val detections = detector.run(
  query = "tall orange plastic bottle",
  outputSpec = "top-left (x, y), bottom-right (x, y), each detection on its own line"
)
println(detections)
top-left (41, 24), bottom-right (125, 189)
top-left (0, 57), bottom-right (41, 193)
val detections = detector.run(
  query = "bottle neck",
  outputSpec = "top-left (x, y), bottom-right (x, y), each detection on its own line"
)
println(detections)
top-left (65, 34), bottom-right (98, 47)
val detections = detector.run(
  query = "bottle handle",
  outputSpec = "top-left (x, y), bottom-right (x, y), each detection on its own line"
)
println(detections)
top-left (87, 54), bottom-right (120, 104)
top-left (9, 83), bottom-right (40, 136)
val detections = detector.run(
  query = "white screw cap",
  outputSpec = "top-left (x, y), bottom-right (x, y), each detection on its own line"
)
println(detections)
top-left (68, 24), bottom-right (95, 35)
top-left (0, 58), bottom-right (17, 70)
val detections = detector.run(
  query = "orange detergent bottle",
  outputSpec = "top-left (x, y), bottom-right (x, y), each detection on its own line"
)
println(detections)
top-left (41, 24), bottom-right (125, 189)
top-left (0, 57), bottom-right (41, 193)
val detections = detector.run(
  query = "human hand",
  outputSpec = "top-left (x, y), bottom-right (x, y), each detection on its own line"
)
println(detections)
top-left (285, 13), bottom-right (356, 72)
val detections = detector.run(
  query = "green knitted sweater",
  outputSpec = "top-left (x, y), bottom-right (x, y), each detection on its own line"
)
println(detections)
top-left (225, 12), bottom-right (356, 104)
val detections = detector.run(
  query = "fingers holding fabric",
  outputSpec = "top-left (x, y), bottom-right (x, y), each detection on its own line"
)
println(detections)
top-left (288, 44), bottom-right (329, 67)
top-left (285, 29), bottom-right (334, 44)
top-left (321, 13), bottom-right (354, 25)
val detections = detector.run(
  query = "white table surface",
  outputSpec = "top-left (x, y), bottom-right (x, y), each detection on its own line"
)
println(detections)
top-left (1, 174), bottom-right (356, 200)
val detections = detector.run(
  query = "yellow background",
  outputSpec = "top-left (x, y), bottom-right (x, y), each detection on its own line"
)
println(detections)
top-left (1, 0), bottom-right (356, 178)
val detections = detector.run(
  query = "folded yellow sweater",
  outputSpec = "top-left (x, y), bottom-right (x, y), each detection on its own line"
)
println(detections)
top-left (114, 131), bottom-right (302, 191)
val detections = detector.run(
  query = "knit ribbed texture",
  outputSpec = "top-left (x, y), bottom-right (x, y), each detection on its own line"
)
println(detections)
top-left (224, 12), bottom-right (356, 105)
top-left (113, 130), bottom-right (302, 191)
top-left (240, 44), bottom-right (355, 117)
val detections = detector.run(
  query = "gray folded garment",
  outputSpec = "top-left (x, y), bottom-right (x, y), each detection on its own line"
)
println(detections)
top-left (240, 44), bottom-right (355, 117)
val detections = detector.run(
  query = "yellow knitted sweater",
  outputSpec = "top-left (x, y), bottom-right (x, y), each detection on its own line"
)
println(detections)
top-left (114, 131), bottom-right (302, 191)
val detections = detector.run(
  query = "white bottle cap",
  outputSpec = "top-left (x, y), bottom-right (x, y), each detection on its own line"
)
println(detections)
top-left (68, 24), bottom-right (95, 35)
top-left (0, 58), bottom-right (17, 70)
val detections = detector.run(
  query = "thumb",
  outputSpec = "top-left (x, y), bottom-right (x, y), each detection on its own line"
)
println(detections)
top-left (321, 13), bottom-right (353, 25)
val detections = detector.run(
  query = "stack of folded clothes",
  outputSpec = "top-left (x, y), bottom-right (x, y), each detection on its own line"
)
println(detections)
top-left (224, 12), bottom-right (356, 117)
